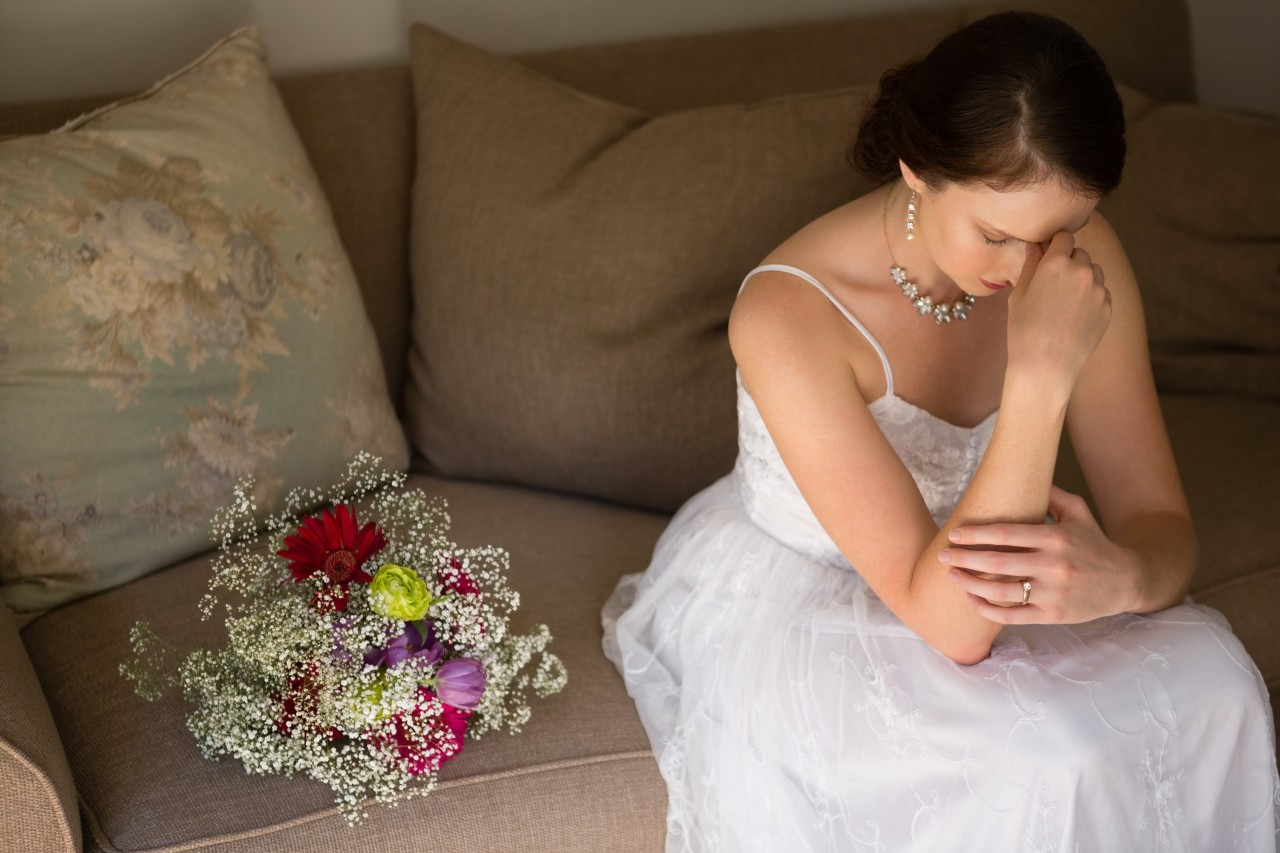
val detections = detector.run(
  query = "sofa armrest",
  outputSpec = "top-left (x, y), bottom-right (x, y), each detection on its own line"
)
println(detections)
top-left (0, 605), bottom-right (80, 853)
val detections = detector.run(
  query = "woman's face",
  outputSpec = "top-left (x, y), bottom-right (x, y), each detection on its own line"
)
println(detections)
top-left (905, 168), bottom-right (1098, 298)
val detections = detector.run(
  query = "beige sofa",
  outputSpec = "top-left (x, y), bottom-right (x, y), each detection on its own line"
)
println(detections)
top-left (3, 0), bottom-right (1278, 850)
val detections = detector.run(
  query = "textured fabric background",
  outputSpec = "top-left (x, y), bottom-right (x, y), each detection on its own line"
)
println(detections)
top-left (1100, 103), bottom-right (1280, 399)
top-left (0, 605), bottom-right (78, 853)
top-left (405, 22), bottom-right (875, 511)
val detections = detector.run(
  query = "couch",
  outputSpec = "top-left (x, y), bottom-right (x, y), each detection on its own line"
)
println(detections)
top-left (2, 0), bottom-right (1278, 849)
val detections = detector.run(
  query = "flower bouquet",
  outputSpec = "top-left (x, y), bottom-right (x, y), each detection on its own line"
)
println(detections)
top-left (122, 453), bottom-right (566, 823)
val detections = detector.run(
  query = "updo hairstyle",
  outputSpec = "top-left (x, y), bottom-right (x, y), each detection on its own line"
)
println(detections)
top-left (851, 11), bottom-right (1126, 197)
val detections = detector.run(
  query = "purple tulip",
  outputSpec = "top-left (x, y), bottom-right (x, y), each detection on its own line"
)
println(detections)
top-left (435, 658), bottom-right (486, 710)
top-left (364, 621), bottom-right (444, 670)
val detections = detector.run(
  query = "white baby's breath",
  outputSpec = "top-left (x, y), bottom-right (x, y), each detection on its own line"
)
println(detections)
top-left (122, 452), bottom-right (566, 824)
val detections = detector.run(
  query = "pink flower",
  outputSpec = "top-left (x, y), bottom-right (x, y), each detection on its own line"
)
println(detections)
top-left (436, 556), bottom-right (480, 596)
top-left (367, 687), bottom-right (470, 776)
top-left (439, 700), bottom-right (471, 745)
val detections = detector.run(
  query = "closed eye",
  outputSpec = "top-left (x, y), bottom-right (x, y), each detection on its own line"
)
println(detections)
top-left (982, 234), bottom-right (1008, 246)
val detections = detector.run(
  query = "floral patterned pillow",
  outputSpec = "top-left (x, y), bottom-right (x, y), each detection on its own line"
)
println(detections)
top-left (0, 27), bottom-right (408, 614)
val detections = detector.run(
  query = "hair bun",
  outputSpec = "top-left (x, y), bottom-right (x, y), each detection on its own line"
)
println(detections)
top-left (849, 58), bottom-right (922, 184)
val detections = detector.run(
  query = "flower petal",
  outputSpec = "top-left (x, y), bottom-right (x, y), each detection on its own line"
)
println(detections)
top-left (288, 565), bottom-right (316, 582)
top-left (435, 658), bottom-right (486, 710)
top-left (322, 509), bottom-right (341, 545)
top-left (277, 547), bottom-right (318, 564)
top-left (355, 522), bottom-right (385, 562)
top-left (386, 644), bottom-right (409, 669)
top-left (337, 504), bottom-right (357, 548)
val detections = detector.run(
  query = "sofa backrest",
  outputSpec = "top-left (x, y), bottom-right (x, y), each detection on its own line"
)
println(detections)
top-left (0, 0), bottom-right (1195, 410)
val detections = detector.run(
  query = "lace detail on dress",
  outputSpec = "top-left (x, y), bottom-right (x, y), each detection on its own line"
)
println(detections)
top-left (733, 371), bottom-right (997, 565)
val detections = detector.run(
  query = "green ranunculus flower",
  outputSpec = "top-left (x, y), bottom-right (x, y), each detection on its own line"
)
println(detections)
top-left (368, 564), bottom-right (433, 621)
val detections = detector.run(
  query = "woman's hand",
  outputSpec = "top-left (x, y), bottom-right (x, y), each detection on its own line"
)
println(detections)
top-left (1007, 232), bottom-right (1112, 390)
top-left (938, 486), bottom-right (1142, 624)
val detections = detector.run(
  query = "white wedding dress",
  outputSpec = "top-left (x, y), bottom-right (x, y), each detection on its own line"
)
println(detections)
top-left (602, 264), bottom-right (1280, 852)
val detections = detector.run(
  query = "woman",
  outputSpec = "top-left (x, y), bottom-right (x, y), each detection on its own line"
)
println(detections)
top-left (602, 11), bottom-right (1280, 851)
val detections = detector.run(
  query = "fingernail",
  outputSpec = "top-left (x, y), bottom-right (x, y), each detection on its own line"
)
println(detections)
top-left (948, 570), bottom-right (960, 581)
top-left (948, 530), bottom-right (960, 542)
top-left (938, 549), bottom-right (951, 563)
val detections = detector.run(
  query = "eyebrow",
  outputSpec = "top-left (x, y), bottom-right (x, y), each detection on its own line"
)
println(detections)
top-left (982, 214), bottom-right (1092, 244)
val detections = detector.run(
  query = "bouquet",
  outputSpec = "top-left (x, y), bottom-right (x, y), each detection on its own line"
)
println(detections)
top-left (122, 453), bottom-right (567, 823)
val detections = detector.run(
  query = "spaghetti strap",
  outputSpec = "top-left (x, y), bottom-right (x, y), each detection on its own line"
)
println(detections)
top-left (740, 263), bottom-right (895, 396)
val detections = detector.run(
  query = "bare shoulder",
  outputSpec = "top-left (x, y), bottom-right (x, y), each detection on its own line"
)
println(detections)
top-left (728, 267), bottom-right (849, 373)
top-left (731, 189), bottom-right (890, 392)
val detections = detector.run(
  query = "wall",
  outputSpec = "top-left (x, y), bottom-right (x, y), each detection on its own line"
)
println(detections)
top-left (0, 0), bottom-right (1276, 114)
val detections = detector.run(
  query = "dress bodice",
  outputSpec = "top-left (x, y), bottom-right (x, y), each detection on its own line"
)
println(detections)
top-left (731, 264), bottom-right (998, 568)
top-left (732, 375), bottom-right (996, 568)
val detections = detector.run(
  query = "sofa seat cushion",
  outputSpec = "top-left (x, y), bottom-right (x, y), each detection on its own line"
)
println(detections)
top-left (20, 474), bottom-right (670, 852)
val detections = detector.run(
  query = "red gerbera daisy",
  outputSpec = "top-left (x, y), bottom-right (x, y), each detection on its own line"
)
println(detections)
top-left (278, 504), bottom-right (386, 593)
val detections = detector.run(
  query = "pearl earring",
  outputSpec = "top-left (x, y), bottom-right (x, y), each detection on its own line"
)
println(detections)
top-left (906, 189), bottom-right (917, 241)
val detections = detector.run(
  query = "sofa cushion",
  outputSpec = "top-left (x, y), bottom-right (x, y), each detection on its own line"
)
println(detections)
top-left (1099, 103), bottom-right (1280, 400)
top-left (20, 474), bottom-right (669, 852)
top-left (0, 28), bottom-right (408, 614)
top-left (1158, 395), bottom-right (1280, 591)
top-left (405, 22), bottom-right (874, 512)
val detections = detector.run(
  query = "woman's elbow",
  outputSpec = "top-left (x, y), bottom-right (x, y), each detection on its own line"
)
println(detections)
top-left (936, 637), bottom-right (993, 666)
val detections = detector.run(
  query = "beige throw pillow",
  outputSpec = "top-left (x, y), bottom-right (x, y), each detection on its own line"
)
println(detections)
top-left (1101, 102), bottom-right (1280, 399)
top-left (0, 27), bottom-right (408, 613)
top-left (406, 23), bottom-right (874, 511)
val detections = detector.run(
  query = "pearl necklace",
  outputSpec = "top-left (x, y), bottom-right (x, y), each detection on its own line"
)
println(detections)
top-left (883, 186), bottom-right (976, 325)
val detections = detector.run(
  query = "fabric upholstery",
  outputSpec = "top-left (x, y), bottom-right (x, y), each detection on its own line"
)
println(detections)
top-left (1100, 103), bottom-right (1280, 399)
top-left (0, 604), bottom-right (79, 853)
top-left (405, 21), bottom-right (875, 511)
top-left (0, 0), bottom-right (1272, 847)
top-left (0, 27), bottom-right (408, 613)
top-left (1054, 394), bottom-right (1280, 694)
top-left (274, 67), bottom-right (417, 410)
top-left (21, 474), bottom-right (669, 851)
top-left (1159, 395), bottom-right (1280, 591)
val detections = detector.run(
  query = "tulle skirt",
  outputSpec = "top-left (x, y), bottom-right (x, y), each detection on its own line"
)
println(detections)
top-left (602, 473), bottom-right (1280, 852)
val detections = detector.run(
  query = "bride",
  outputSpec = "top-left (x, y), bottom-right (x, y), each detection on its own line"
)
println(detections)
top-left (603, 10), bottom-right (1279, 851)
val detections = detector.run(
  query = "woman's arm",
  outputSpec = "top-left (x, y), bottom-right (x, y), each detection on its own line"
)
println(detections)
top-left (945, 213), bottom-right (1196, 622)
top-left (731, 233), bottom-right (1109, 664)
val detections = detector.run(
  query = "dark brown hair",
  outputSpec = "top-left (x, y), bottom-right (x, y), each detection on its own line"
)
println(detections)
top-left (851, 11), bottom-right (1125, 197)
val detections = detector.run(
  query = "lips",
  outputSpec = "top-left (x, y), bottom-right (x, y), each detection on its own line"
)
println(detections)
top-left (980, 278), bottom-right (1010, 291)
